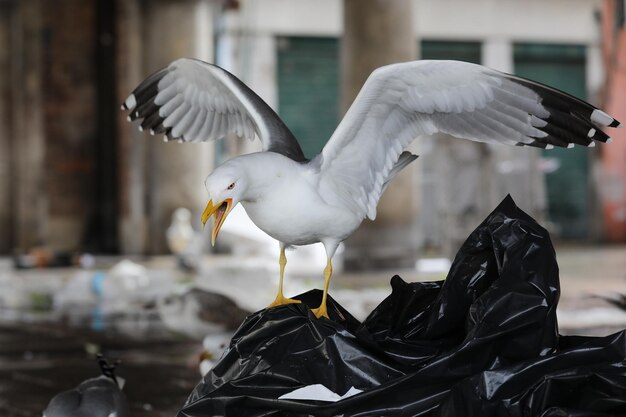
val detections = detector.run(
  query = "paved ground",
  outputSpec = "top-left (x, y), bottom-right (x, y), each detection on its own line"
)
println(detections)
top-left (0, 321), bottom-right (199, 417)
top-left (0, 244), bottom-right (625, 416)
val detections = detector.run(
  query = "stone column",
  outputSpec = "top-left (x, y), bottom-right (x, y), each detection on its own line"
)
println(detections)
top-left (0, 2), bottom-right (12, 253)
top-left (11, 0), bottom-right (46, 251)
top-left (341, 0), bottom-right (419, 269)
top-left (116, 0), bottom-right (148, 254)
top-left (142, 0), bottom-right (215, 254)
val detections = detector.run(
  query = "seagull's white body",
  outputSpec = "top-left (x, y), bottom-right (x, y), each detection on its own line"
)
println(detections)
top-left (123, 58), bottom-right (620, 316)
top-left (226, 152), bottom-right (360, 252)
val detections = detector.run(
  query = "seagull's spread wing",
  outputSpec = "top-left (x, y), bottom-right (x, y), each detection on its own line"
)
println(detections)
top-left (317, 60), bottom-right (621, 220)
top-left (123, 58), bottom-right (307, 162)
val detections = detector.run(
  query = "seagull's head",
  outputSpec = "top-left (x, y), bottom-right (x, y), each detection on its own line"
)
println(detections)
top-left (201, 164), bottom-right (248, 246)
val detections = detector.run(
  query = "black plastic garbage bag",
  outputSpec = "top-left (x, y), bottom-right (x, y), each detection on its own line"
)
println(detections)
top-left (178, 196), bottom-right (626, 417)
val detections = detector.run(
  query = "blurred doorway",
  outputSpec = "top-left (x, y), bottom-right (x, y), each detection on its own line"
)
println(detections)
top-left (276, 36), bottom-right (339, 159)
top-left (514, 43), bottom-right (588, 239)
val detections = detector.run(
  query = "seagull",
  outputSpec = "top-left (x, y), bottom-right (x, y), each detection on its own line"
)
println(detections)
top-left (166, 207), bottom-right (196, 255)
top-left (123, 58), bottom-right (621, 318)
top-left (151, 287), bottom-right (251, 338)
top-left (43, 355), bottom-right (130, 417)
top-left (591, 293), bottom-right (626, 311)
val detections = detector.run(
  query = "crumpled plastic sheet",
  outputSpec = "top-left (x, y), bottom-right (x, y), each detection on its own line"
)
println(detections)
top-left (178, 196), bottom-right (626, 417)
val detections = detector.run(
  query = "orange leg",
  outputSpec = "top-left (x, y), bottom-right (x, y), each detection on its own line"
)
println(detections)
top-left (311, 257), bottom-right (332, 319)
top-left (268, 247), bottom-right (301, 307)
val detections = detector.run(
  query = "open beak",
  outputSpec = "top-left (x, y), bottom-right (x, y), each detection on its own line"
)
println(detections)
top-left (201, 198), bottom-right (233, 246)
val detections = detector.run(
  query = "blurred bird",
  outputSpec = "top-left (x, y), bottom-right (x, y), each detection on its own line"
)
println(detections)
top-left (198, 332), bottom-right (233, 376)
top-left (151, 287), bottom-right (250, 339)
top-left (145, 288), bottom-right (250, 375)
top-left (166, 207), bottom-right (201, 271)
top-left (591, 293), bottom-right (626, 311)
top-left (166, 207), bottom-right (195, 255)
top-left (123, 58), bottom-right (621, 318)
top-left (43, 355), bottom-right (129, 417)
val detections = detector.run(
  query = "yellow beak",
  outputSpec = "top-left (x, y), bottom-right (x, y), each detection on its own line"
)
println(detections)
top-left (201, 198), bottom-right (233, 246)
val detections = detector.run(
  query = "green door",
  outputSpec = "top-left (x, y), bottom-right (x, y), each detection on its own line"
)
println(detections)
top-left (276, 39), bottom-right (481, 160)
top-left (514, 44), bottom-right (588, 239)
top-left (277, 37), bottom-right (339, 159)
top-left (421, 40), bottom-right (481, 64)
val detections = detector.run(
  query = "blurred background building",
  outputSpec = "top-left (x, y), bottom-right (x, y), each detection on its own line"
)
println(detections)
top-left (1, 0), bottom-right (625, 267)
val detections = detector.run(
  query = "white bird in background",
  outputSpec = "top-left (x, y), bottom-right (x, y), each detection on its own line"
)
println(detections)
top-left (166, 207), bottom-right (204, 271)
top-left (123, 58), bottom-right (620, 318)
top-left (166, 207), bottom-right (195, 255)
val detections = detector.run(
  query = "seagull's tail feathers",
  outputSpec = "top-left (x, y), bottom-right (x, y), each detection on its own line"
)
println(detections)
top-left (381, 151), bottom-right (418, 193)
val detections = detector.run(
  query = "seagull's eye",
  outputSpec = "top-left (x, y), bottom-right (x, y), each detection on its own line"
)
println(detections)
top-left (227, 183), bottom-right (235, 190)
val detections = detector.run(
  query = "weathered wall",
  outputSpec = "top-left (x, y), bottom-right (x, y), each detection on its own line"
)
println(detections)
top-left (600, 0), bottom-right (626, 241)
top-left (0, 0), bottom-right (99, 253)
top-left (0, 0), bottom-right (217, 255)
top-left (42, 0), bottom-right (98, 251)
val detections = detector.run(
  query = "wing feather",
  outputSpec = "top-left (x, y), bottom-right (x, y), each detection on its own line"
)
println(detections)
top-left (186, 107), bottom-right (207, 141)
top-left (123, 58), bottom-right (307, 162)
top-left (317, 60), bottom-right (621, 220)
